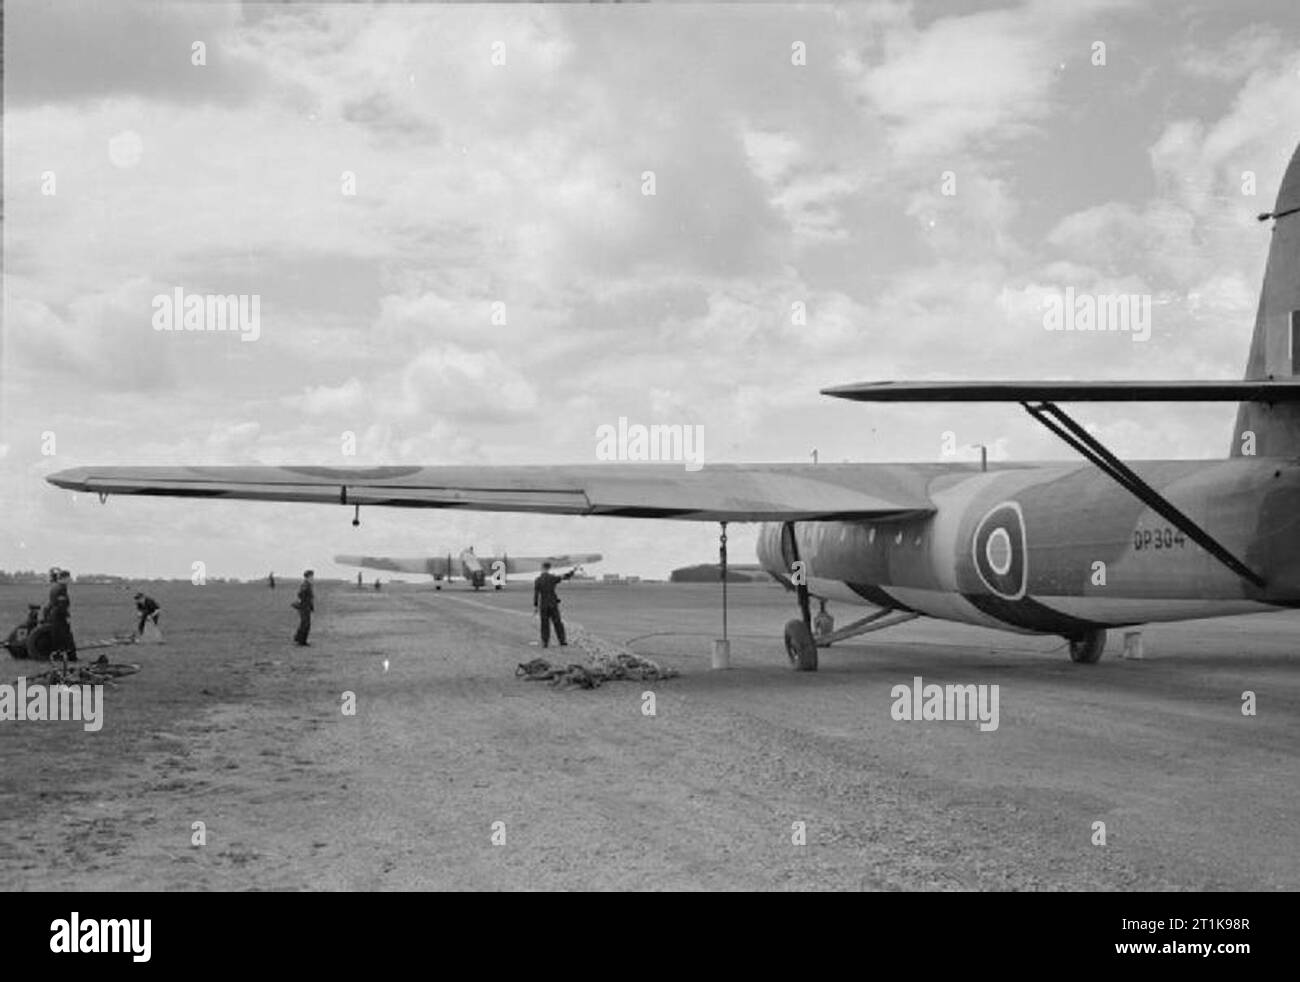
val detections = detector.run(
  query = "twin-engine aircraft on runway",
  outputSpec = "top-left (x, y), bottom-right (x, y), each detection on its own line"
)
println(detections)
top-left (48, 141), bottom-right (1300, 670)
top-left (334, 548), bottom-right (601, 590)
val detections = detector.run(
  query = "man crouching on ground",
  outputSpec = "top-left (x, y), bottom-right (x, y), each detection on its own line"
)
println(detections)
top-left (134, 592), bottom-right (162, 637)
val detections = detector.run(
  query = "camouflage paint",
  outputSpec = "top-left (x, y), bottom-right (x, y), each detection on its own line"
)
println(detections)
top-left (756, 456), bottom-right (1300, 635)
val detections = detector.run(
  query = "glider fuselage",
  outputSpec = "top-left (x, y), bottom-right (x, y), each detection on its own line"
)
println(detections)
top-left (756, 456), bottom-right (1300, 635)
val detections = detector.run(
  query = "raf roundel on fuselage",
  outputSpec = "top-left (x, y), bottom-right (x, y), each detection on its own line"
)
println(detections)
top-left (972, 501), bottom-right (1027, 601)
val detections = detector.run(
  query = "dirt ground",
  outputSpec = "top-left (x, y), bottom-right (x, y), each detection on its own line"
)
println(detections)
top-left (0, 579), bottom-right (1295, 891)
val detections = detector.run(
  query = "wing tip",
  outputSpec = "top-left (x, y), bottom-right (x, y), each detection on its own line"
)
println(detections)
top-left (47, 467), bottom-right (91, 490)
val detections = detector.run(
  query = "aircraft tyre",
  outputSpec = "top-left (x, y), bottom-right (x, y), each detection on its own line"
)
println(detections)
top-left (1068, 629), bottom-right (1106, 664)
top-left (5, 626), bottom-right (30, 659)
top-left (784, 619), bottom-right (818, 672)
top-left (24, 624), bottom-right (54, 661)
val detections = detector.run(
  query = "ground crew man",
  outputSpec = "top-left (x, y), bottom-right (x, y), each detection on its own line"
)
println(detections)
top-left (40, 567), bottom-right (58, 622)
top-left (533, 562), bottom-right (576, 648)
top-left (48, 569), bottom-right (76, 660)
top-left (134, 592), bottom-right (162, 635)
top-left (268, 572), bottom-right (276, 589)
top-left (4, 605), bottom-right (42, 658)
top-left (813, 598), bottom-right (835, 638)
top-left (293, 570), bottom-right (315, 646)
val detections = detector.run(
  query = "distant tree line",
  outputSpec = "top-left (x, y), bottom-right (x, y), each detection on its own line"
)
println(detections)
top-left (0, 570), bottom-right (271, 585)
top-left (0, 570), bottom-right (54, 583)
top-left (669, 564), bottom-right (767, 583)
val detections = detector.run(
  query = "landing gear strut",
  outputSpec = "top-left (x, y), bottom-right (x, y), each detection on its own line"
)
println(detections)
top-left (781, 522), bottom-right (817, 671)
top-left (1068, 628), bottom-right (1107, 664)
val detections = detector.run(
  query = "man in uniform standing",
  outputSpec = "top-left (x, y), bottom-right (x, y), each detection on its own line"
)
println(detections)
top-left (813, 598), bottom-right (835, 639)
top-left (293, 569), bottom-right (315, 646)
top-left (40, 567), bottom-right (58, 621)
top-left (533, 562), bottom-right (576, 648)
top-left (48, 568), bottom-right (77, 661)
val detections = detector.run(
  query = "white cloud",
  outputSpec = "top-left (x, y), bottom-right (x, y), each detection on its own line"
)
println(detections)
top-left (7, 0), bottom-right (1299, 579)
top-left (286, 378), bottom-right (367, 416)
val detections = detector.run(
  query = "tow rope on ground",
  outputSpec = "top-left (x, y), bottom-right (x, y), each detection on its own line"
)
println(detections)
top-left (516, 623), bottom-right (678, 689)
top-left (25, 653), bottom-right (141, 686)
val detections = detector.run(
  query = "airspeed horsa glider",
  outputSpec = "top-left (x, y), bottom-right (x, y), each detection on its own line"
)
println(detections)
top-left (48, 141), bottom-right (1300, 671)
top-left (334, 548), bottom-right (601, 590)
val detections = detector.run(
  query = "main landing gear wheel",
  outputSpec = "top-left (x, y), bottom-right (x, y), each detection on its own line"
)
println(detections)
top-left (1067, 629), bottom-right (1107, 664)
top-left (784, 619), bottom-right (818, 672)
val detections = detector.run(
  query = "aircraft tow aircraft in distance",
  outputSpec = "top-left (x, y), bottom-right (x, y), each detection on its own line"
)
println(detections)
top-left (47, 140), bottom-right (1300, 671)
top-left (334, 548), bottom-right (602, 590)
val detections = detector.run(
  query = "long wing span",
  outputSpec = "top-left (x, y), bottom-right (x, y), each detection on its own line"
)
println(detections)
top-left (334, 555), bottom-right (452, 576)
top-left (46, 464), bottom-right (935, 522)
top-left (333, 553), bottom-right (602, 575)
top-left (821, 380), bottom-right (1300, 402)
top-left (503, 553), bottom-right (603, 574)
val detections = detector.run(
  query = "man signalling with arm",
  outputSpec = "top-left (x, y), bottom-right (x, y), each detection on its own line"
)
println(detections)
top-left (533, 562), bottom-right (577, 649)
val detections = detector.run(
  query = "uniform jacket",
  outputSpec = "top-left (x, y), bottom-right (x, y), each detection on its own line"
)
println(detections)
top-left (48, 582), bottom-right (71, 621)
top-left (533, 570), bottom-right (573, 609)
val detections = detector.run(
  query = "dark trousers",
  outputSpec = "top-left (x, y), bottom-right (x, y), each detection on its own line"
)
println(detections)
top-left (294, 608), bottom-right (312, 644)
top-left (538, 605), bottom-right (566, 647)
top-left (137, 611), bottom-right (160, 633)
top-left (51, 617), bottom-right (77, 659)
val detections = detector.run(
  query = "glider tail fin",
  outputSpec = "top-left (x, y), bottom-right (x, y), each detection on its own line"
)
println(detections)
top-left (1232, 141), bottom-right (1300, 457)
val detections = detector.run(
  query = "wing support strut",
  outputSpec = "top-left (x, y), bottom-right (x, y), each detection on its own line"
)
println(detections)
top-left (1021, 401), bottom-right (1265, 588)
top-left (718, 522), bottom-right (729, 642)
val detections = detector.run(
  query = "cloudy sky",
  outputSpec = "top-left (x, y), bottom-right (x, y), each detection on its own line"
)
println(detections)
top-left (3, 0), bottom-right (1300, 580)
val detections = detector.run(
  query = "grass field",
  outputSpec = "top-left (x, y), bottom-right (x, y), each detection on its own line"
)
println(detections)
top-left (2, 579), bottom-right (1296, 890)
